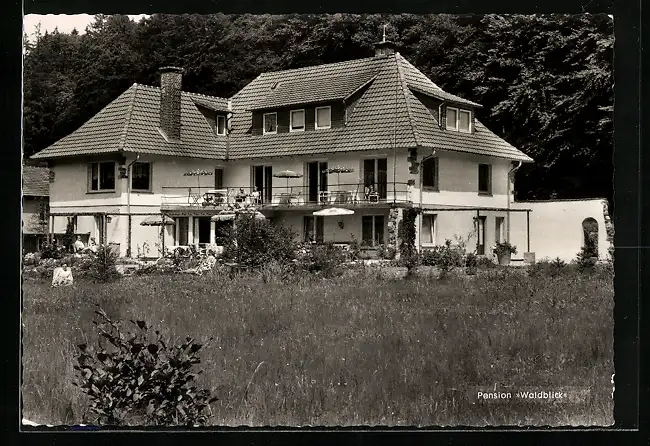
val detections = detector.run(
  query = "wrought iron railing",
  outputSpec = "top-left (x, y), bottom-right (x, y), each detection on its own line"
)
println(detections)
top-left (161, 182), bottom-right (414, 208)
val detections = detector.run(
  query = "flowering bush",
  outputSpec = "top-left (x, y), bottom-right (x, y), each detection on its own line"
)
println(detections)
top-left (420, 240), bottom-right (465, 276)
top-left (492, 241), bottom-right (517, 257)
top-left (377, 244), bottom-right (397, 260)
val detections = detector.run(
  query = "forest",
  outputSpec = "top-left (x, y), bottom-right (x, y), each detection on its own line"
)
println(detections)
top-left (22, 13), bottom-right (613, 208)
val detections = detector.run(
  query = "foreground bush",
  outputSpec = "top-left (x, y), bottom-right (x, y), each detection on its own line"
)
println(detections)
top-left (73, 309), bottom-right (216, 426)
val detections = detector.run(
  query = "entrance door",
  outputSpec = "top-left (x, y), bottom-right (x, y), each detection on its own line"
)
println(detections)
top-left (197, 217), bottom-right (211, 244)
top-left (178, 217), bottom-right (189, 245)
top-left (363, 158), bottom-right (388, 199)
top-left (252, 165), bottom-right (273, 203)
top-left (306, 161), bottom-right (328, 202)
top-left (476, 216), bottom-right (486, 255)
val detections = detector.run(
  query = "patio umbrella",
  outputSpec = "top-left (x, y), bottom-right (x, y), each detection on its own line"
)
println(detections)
top-left (325, 166), bottom-right (354, 190)
top-left (313, 207), bottom-right (354, 243)
top-left (211, 209), bottom-right (266, 222)
top-left (183, 168), bottom-right (213, 191)
top-left (140, 215), bottom-right (175, 226)
top-left (273, 170), bottom-right (303, 193)
top-left (140, 215), bottom-right (175, 257)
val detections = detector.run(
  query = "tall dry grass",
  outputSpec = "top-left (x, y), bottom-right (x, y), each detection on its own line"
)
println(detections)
top-left (21, 266), bottom-right (614, 426)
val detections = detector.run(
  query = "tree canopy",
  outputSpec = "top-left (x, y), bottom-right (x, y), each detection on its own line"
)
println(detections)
top-left (23, 13), bottom-right (613, 208)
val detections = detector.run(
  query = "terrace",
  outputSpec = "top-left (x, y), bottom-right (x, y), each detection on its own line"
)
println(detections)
top-left (160, 182), bottom-right (414, 213)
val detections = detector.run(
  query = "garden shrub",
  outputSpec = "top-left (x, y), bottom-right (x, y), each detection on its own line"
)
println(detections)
top-left (303, 242), bottom-right (347, 277)
top-left (87, 245), bottom-right (121, 283)
top-left (377, 244), bottom-right (397, 260)
top-left (223, 216), bottom-right (296, 268)
top-left (40, 242), bottom-right (64, 260)
top-left (420, 239), bottom-right (465, 277)
top-left (73, 309), bottom-right (217, 426)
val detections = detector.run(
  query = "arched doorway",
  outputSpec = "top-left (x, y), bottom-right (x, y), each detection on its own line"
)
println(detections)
top-left (582, 217), bottom-right (599, 257)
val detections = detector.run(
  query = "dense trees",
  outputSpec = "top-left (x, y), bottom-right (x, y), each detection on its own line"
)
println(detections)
top-left (23, 13), bottom-right (613, 208)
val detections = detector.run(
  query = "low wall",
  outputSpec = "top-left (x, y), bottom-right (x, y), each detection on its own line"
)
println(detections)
top-left (511, 198), bottom-right (613, 263)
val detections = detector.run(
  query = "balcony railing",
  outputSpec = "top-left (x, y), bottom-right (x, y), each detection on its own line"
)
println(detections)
top-left (161, 182), bottom-right (414, 209)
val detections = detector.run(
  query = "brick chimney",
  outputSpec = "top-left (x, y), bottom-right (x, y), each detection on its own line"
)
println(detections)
top-left (159, 66), bottom-right (183, 141)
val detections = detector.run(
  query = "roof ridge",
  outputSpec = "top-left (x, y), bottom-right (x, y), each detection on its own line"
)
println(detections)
top-left (137, 83), bottom-right (228, 101)
top-left (118, 83), bottom-right (138, 151)
top-left (394, 55), bottom-right (421, 148)
top-left (258, 56), bottom-right (377, 77)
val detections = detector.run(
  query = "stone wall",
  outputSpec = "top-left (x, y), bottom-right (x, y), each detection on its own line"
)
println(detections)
top-left (387, 208), bottom-right (402, 254)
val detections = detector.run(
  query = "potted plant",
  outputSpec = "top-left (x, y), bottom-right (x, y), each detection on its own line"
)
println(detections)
top-left (465, 252), bottom-right (478, 275)
top-left (493, 241), bottom-right (517, 266)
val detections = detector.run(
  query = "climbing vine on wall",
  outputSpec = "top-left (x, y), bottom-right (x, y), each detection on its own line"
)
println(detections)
top-left (398, 208), bottom-right (421, 269)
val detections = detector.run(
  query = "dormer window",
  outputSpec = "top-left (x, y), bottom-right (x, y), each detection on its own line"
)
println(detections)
top-left (446, 106), bottom-right (472, 133)
top-left (217, 115), bottom-right (226, 135)
top-left (315, 106), bottom-right (332, 129)
top-left (263, 112), bottom-right (277, 134)
top-left (290, 109), bottom-right (305, 132)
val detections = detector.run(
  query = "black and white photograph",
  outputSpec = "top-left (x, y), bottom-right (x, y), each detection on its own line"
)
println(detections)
top-left (21, 12), bottom-right (615, 427)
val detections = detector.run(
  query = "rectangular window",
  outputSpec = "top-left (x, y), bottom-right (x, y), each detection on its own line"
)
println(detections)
top-left (446, 107), bottom-right (458, 130)
top-left (495, 216), bottom-right (505, 244)
top-left (263, 113), bottom-right (277, 134)
top-left (38, 201), bottom-right (47, 223)
top-left (304, 216), bottom-right (324, 243)
top-left (459, 110), bottom-right (471, 132)
top-left (421, 157), bottom-right (439, 190)
top-left (217, 115), bottom-right (226, 135)
top-left (214, 168), bottom-right (223, 189)
top-left (478, 164), bottom-right (492, 194)
top-left (290, 109), bottom-right (305, 132)
top-left (89, 162), bottom-right (115, 191)
top-left (421, 214), bottom-right (436, 245)
top-left (131, 162), bottom-right (151, 191)
top-left (315, 106), bottom-right (332, 129)
top-left (362, 215), bottom-right (384, 247)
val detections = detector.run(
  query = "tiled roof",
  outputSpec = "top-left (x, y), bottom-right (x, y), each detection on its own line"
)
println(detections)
top-left (32, 52), bottom-right (531, 163)
top-left (250, 71), bottom-right (377, 110)
top-left (23, 166), bottom-right (50, 196)
top-left (396, 55), bottom-right (483, 108)
top-left (189, 94), bottom-right (229, 112)
top-left (229, 53), bottom-right (531, 162)
top-left (31, 84), bottom-right (228, 160)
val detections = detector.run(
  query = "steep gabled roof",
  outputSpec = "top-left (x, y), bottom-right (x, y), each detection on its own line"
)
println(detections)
top-left (32, 52), bottom-right (531, 163)
top-left (22, 166), bottom-right (50, 196)
top-left (229, 53), bottom-right (531, 162)
top-left (31, 84), bottom-right (229, 160)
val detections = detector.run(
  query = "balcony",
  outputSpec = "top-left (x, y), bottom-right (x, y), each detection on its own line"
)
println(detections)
top-left (161, 182), bottom-right (414, 213)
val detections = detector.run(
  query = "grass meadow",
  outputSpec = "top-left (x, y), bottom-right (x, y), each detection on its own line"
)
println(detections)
top-left (21, 265), bottom-right (614, 426)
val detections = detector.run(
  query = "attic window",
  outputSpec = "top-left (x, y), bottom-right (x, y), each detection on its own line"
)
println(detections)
top-left (290, 109), bottom-right (305, 132)
top-left (315, 106), bottom-right (331, 130)
top-left (263, 112), bottom-right (277, 134)
top-left (217, 115), bottom-right (226, 135)
top-left (446, 106), bottom-right (472, 132)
